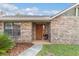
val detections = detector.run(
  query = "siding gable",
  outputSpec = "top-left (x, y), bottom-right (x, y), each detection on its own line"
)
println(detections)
top-left (62, 5), bottom-right (79, 16)
top-left (62, 8), bottom-right (76, 16)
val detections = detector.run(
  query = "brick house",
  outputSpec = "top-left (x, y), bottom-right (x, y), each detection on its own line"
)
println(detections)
top-left (0, 3), bottom-right (79, 44)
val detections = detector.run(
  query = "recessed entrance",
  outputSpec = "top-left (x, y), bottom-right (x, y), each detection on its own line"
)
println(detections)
top-left (33, 22), bottom-right (50, 42)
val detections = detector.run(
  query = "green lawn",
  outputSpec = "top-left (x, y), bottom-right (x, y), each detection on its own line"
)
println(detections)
top-left (37, 44), bottom-right (79, 56)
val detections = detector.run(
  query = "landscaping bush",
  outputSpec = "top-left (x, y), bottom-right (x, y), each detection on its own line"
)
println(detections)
top-left (0, 33), bottom-right (15, 55)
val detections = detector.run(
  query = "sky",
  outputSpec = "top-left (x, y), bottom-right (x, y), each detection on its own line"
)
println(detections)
top-left (0, 3), bottom-right (73, 16)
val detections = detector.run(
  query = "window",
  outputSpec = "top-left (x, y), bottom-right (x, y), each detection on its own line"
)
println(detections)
top-left (4, 22), bottom-right (20, 39)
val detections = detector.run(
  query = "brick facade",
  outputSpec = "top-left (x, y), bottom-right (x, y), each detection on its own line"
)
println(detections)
top-left (1, 15), bottom-right (79, 44)
top-left (0, 22), bottom-right (4, 33)
top-left (19, 22), bottom-right (32, 43)
top-left (0, 21), bottom-right (32, 43)
top-left (50, 16), bottom-right (79, 44)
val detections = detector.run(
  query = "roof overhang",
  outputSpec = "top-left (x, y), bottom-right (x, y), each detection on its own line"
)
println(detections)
top-left (0, 16), bottom-right (51, 22)
top-left (50, 3), bottom-right (79, 20)
top-left (0, 3), bottom-right (77, 22)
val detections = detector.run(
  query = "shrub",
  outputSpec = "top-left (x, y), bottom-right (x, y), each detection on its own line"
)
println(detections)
top-left (0, 33), bottom-right (15, 55)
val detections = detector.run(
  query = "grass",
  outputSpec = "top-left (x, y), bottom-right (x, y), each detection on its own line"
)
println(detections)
top-left (37, 44), bottom-right (79, 56)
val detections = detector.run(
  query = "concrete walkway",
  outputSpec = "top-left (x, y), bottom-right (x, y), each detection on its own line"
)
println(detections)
top-left (19, 44), bottom-right (43, 56)
top-left (32, 40), bottom-right (51, 44)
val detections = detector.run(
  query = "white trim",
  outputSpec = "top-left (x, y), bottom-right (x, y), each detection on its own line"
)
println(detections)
top-left (50, 3), bottom-right (79, 20)
top-left (0, 16), bottom-right (50, 21)
top-left (76, 7), bottom-right (78, 16)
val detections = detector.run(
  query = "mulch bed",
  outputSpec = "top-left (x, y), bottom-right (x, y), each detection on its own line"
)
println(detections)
top-left (7, 43), bottom-right (33, 56)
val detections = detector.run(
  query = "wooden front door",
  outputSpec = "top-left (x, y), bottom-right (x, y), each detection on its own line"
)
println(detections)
top-left (36, 24), bottom-right (43, 40)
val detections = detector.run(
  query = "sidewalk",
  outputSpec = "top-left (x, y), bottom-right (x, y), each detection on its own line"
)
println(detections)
top-left (19, 44), bottom-right (43, 56)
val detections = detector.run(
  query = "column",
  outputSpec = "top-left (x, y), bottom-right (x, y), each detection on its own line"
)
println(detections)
top-left (76, 7), bottom-right (78, 16)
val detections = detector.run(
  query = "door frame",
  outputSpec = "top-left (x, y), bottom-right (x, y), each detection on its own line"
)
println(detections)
top-left (32, 22), bottom-right (50, 41)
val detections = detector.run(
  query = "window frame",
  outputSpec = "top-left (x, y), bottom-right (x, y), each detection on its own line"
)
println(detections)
top-left (4, 22), bottom-right (21, 39)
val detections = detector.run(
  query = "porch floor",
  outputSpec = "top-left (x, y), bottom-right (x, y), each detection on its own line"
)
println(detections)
top-left (32, 40), bottom-right (51, 44)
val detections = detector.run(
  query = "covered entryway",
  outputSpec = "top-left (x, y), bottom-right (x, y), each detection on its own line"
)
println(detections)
top-left (32, 22), bottom-right (50, 42)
